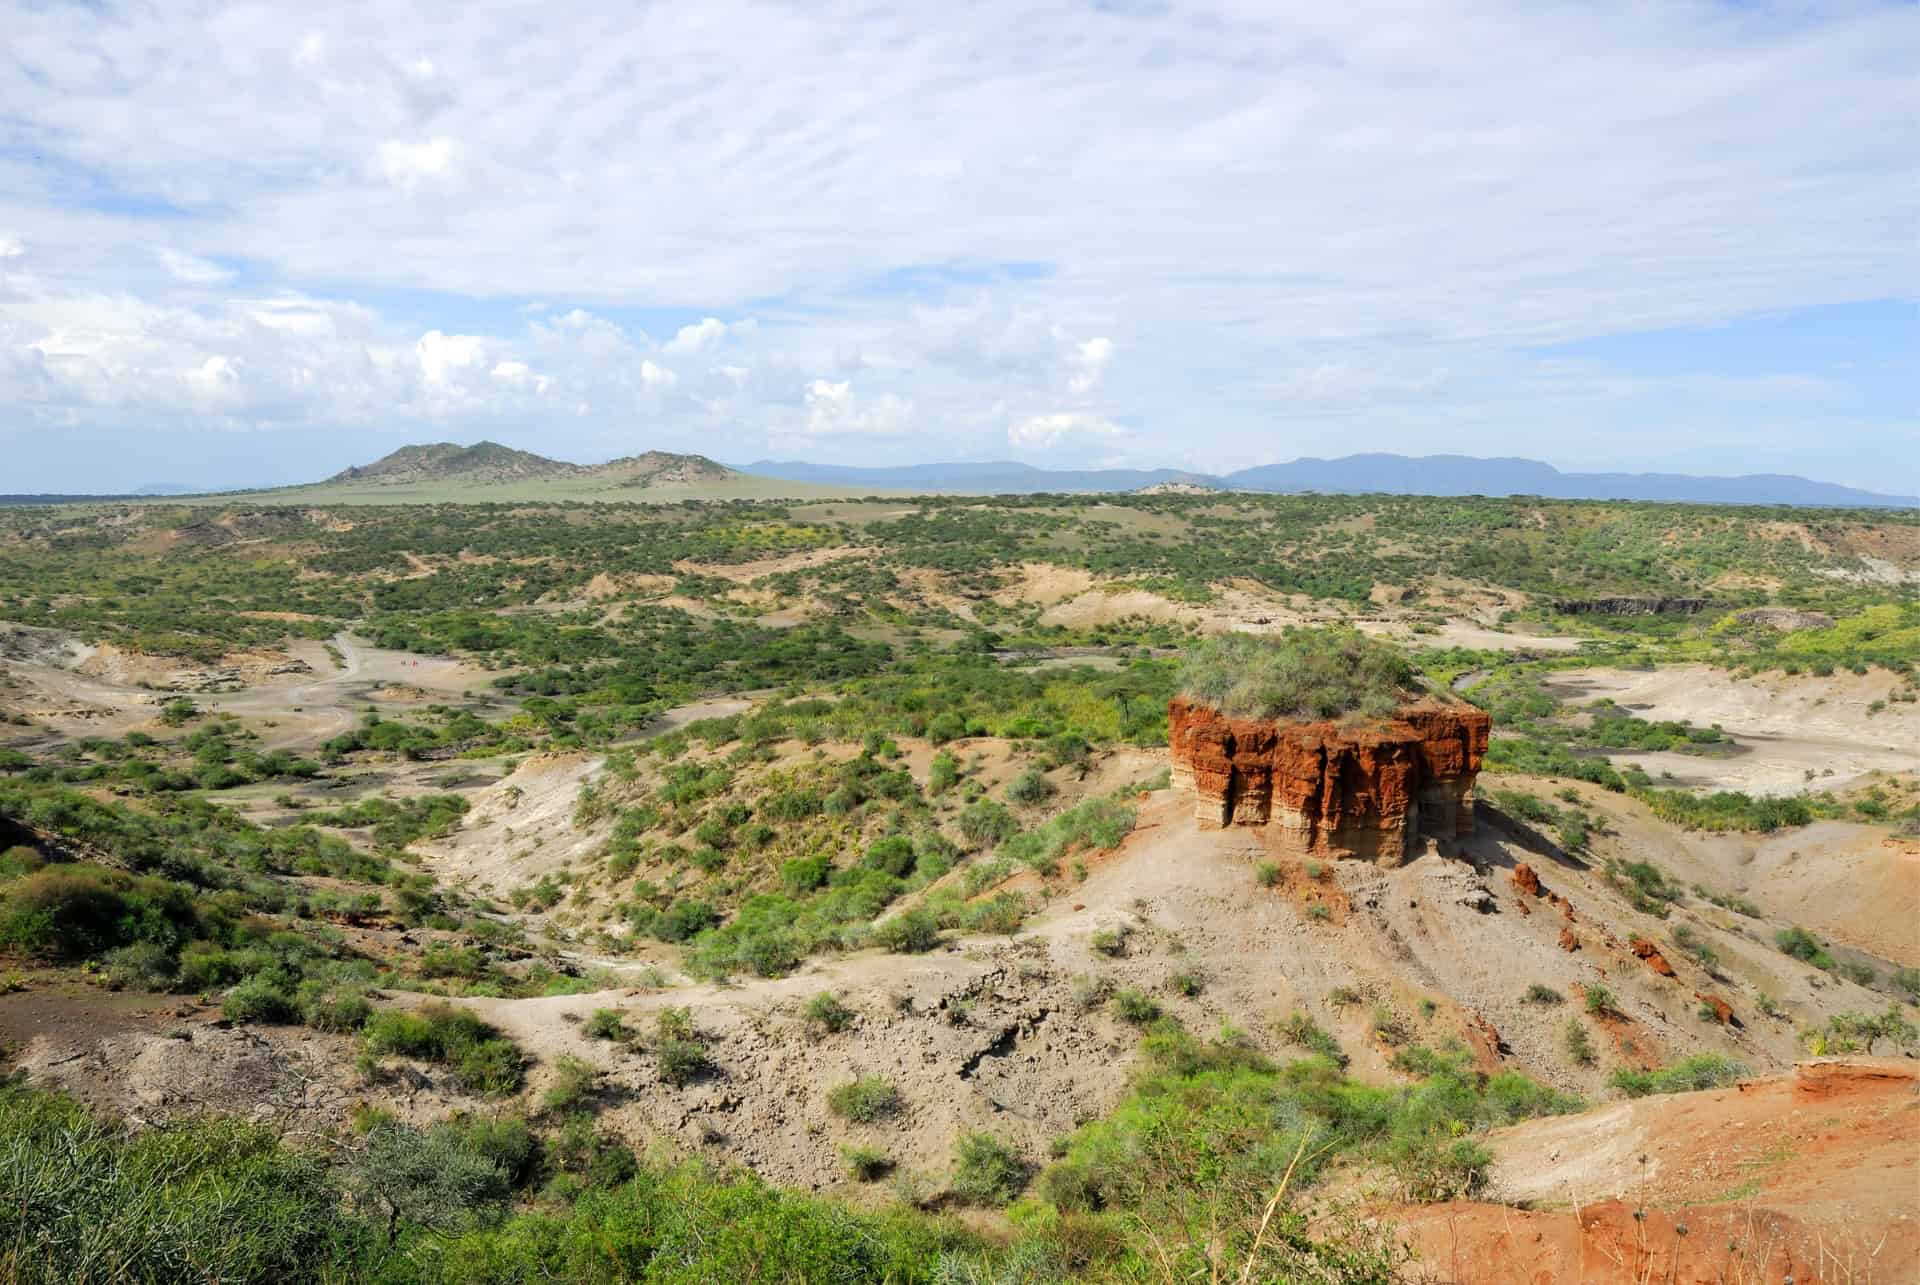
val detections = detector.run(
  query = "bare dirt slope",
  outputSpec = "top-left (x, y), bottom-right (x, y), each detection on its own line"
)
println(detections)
top-left (1394, 1059), bottom-right (1920, 1285)
top-left (390, 780), bottom-right (1894, 1193)
top-left (1547, 785), bottom-right (1920, 969)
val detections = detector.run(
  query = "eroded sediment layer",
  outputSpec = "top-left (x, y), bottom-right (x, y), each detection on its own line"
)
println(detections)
top-left (1167, 695), bottom-right (1490, 863)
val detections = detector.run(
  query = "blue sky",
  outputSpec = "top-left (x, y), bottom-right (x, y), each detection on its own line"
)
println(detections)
top-left (1, 0), bottom-right (1915, 494)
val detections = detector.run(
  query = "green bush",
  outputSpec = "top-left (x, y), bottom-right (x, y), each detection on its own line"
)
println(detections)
top-left (362, 1004), bottom-right (525, 1096)
top-left (101, 940), bottom-right (177, 990)
top-left (873, 909), bottom-right (940, 954)
top-left (841, 1144), bottom-right (893, 1182)
top-left (863, 834), bottom-right (917, 878)
top-left (541, 1054), bottom-right (600, 1113)
top-left (1111, 987), bottom-right (1162, 1025)
top-left (1775, 925), bottom-right (1836, 971)
top-left (1583, 985), bottom-right (1620, 1017)
top-left (803, 991), bottom-right (855, 1035)
top-left (582, 1008), bottom-right (628, 1040)
top-left (1279, 1011), bottom-right (1347, 1066)
top-left (1565, 1018), bottom-right (1596, 1066)
top-left (224, 973), bottom-right (298, 1024)
top-left (1522, 983), bottom-right (1563, 1005)
top-left (950, 1131), bottom-right (1028, 1205)
top-left (1004, 767), bottom-right (1056, 806)
top-left (1610, 1053), bottom-right (1749, 1098)
top-left (826, 1076), bottom-right (901, 1123)
top-left (957, 799), bottom-right (1018, 848)
top-left (1179, 628), bottom-right (1416, 721)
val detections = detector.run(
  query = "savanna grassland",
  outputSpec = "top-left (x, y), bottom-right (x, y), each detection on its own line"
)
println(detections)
top-left (0, 491), bottom-right (1915, 1283)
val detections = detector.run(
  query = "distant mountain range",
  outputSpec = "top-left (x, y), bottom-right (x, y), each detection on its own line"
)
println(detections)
top-left (743, 453), bottom-right (1917, 507)
top-left (327, 442), bottom-right (736, 490)
top-left (4, 444), bottom-right (1911, 508)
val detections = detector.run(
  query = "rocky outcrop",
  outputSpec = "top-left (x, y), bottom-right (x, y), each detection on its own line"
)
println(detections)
top-left (1168, 695), bottom-right (1491, 863)
top-left (1554, 596), bottom-right (1710, 616)
top-left (1630, 936), bottom-right (1677, 978)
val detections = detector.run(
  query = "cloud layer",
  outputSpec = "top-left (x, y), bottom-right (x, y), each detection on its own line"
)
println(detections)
top-left (1, 0), bottom-right (1915, 486)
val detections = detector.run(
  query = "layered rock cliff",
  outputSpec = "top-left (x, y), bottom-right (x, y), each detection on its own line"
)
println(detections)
top-left (1168, 695), bottom-right (1491, 863)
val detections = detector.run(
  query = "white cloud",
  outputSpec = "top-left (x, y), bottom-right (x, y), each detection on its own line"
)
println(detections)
top-left (664, 318), bottom-right (728, 354)
top-left (415, 330), bottom-right (485, 384)
top-left (374, 137), bottom-right (456, 190)
top-left (491, 359), bottom-right (551, 393)
top-left (1068, 336), bottom-right (1113, 394)
top-left (157, 248), bottom-right (234, 285)
top-left (1008, 411), bottom-right (1125, 451)
top-left (803, 379), bottom-right (912, 437)
top-left (0, 1), bottom-right (1914, 481)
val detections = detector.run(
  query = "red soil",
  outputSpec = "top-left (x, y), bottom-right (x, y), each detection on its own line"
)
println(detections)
top-left (1391, 1059), bottom-right (1920, 1284)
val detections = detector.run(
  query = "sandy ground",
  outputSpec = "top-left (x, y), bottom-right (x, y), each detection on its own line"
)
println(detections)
top-left (1547, 665), bottom-right (1920, 795)
top-left (1, 630), bottom-right (499, 752)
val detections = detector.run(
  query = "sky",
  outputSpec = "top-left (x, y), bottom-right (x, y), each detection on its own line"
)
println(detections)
top-left (1, 0), bottom-right (1916, 493)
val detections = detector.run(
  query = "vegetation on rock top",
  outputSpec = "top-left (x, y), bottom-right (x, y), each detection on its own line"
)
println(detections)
top-left (1178, 628), bottom-right (1420, 722)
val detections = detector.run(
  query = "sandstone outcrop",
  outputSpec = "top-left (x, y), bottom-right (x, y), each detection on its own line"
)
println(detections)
top-left (1630, 936), bottom-right (1677, 978)
top-left (1168, 695), bottom-right (1491, 863)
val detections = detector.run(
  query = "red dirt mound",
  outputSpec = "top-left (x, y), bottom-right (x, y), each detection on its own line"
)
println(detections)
top-left (1391, 1059), bottom-right (1920, 1284)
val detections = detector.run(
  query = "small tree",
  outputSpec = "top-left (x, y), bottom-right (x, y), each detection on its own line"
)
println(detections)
top-left (348, 1122), bottom-right (512, 1246)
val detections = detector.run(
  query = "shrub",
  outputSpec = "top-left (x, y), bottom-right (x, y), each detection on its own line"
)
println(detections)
top-left (1004, 768), bottom-right (1056, 807)
top-left (223, 974), bottom-right (297, 1024)
top-left (1253, 861), bottom-right (1280, 887)
top-left (1279, 1011), bottom-right (1347, 1066)
top-left (1178, 628), bottom-right (1416, 721)
top-left (1610, 1053), bottom-right (1748, 1098)
top-left (872, 909), bottom-right (939, 954)
top-left (101, 941), bottom-right (177, 991)
top-left (957, 800), bottom-right (1018, 848)
top-left (582, 1008), bottom-right (628, 1041)
top-left (1089, 925), bottom-right (1128, 957)
top-left (927, 751), bottom-right (960, 795)
top-left (1522, 983), bottom-right (1563, 1005)
top-left (842, 1144), bottom-right (893, 1181)
top-left (656, 1039), bottom-right (710, 1087)
top-left (1775, 925), bottom-right (1835, 971)
top-left (541, 1054), bottom-right (600, 1113)
top-left (803, 991), bottom-right (855, 1035)
top-left (1166, 967), bottom-right (1207, 998)
top-left (1111, 987), bottom-right (1161, 1025)
top-left (1565, 1018), bottom-right (1596, 1066)
top-left (363, 1004), bottom-right (525, 1096)
top-left (301, 985), bottom-right (373, 1033)
top-left (1583, 985), bottom-right (1620, 1017)
top-left (1069, 973), bottom-right (1112, 1011)
top-left (1894, 966), bottom-right (1920, 1000)
top-left (863, 835), bottom-right (916, 878)
top-left (950, 1131), bottom-right (1027, 1205)
top-left (826, 1076), bottom-right (901, 1123)
top-left (651, 1007), bottom-right (710, 1086)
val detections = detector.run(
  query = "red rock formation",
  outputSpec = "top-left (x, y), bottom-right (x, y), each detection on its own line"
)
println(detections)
top-left (1511, 863), bottom-right (1541, 896)
top-left (1630, 936), bottom-right (1677, 978)
top-left (1167, 695), bottom-right (1490, 863)
top-left (1558, 926), bottom-right (1581, 952)
top-left (1695, 993), bottom-right (1734, 1025)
